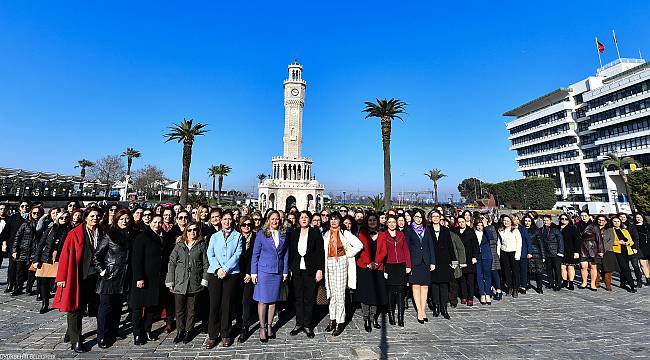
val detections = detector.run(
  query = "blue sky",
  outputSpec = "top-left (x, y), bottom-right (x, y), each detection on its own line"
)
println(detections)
top-left (1, 1), bottom-right (648, 200)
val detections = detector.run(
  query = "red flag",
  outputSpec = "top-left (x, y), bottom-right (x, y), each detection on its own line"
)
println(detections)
top-left (596, 38), bottom-right (605, 54)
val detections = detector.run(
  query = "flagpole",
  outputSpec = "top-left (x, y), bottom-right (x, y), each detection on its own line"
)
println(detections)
top-left (612, 30), bottom-right (622, 61)
top-left (640, 50), bottom-right (644, 61)
top-left (595, 37), bottom-right (603, 69)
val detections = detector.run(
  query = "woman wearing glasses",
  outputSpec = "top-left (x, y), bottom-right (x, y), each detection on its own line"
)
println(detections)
top-left (559, 214), bottom-right (581, 290)
top-left (237, 216), bottom-right (257, 343)
top-left (165, 222), bottom-right (208, 344)
top-left (94, 209), bottom-right (133, 348)
top-left (35, 210), bottom-right (72, 313)
top-left (12, 205), bottom-right (44, 296)
top-left (609, 216), bottom-right (637, 292)
top-left (251, 210), bottom-right (289, 342)
top-left (289, 210), bottom-right (324, 338)
top-left (251, 210), bottom-right (263, 232)
top-left (206, 210), bottom-right (242, 348)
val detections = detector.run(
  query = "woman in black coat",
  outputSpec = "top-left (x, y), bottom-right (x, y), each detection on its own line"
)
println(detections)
top-left (404, 209), bottom-right (436, 323)
top-left (130, 214), bottom-right (164, 345)
top-left (523, 216), bottom-right (545, 293)
top-left (34, 211), bottom-right (72, 313)
top-left (457, 217), bottom-right (479, 306)
top-left (429, 210), bottom-right (457, 320)
top-left (93, 209), bottom-right (132, 348)
top-left (237, 215), bottom-right (257, 343)
top-left (559, 214), bottom-right (581, 290)
top-left (288, 210), bottom-right (324, 338)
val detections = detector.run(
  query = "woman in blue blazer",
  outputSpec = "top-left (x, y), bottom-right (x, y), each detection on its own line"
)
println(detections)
top-left (403, 208), bottom-right (436, 323)
top-left (251, 210), bottom-right (289, 343)
top-left (206, 210), bottom-right (242, 349)
top-left (474, 219), bottom-right (494, 304)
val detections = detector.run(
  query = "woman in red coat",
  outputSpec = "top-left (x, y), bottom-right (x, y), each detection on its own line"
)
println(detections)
top-left (380, 215), bottom-right (411, 327)
top-left (354, 212), bottom-right (387, 333)
top-left (53, 207), bottom-right (102, 353)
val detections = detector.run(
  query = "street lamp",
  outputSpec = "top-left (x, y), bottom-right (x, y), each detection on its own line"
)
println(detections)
top-left (610, 189), bottom-right (619, 213)
top-left (343, 191), bottom-right (346, 204)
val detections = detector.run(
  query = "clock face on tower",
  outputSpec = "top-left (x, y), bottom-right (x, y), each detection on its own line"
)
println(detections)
top-left (291, 88), bottom-right (299, 96)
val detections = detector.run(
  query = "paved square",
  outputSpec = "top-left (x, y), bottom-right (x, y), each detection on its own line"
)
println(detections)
top-left (0, 266), bottom-right (648, 359)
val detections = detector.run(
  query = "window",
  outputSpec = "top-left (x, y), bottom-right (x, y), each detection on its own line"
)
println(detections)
top-left (509, 110), bottom-right (567, 136)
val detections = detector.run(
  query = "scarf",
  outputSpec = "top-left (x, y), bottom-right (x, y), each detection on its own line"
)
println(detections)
top-left (412, 223), bottom-right (425, 239)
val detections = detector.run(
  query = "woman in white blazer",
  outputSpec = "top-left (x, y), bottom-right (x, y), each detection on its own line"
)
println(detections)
top-left (321, 211), bottom-right (363, 336)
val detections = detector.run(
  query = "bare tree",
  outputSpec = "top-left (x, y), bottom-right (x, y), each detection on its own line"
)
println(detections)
top-left (132, 165), bottom-right (168, 199)
top-left (88, 155), bottom-right (126, 196)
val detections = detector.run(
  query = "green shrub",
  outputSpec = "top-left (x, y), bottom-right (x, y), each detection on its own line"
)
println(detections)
top-left (486, 177), bottom-right (556, 210)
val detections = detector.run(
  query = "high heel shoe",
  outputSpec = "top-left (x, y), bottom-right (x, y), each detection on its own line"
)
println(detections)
top-left (259, 326), bottom-right (268, 343)
top-left (266, 324), bottom-right (275, 339)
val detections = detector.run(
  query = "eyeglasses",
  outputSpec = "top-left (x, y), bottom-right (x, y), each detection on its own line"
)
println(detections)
top-left (253, 218), bottom-right (261, 222)
top-left (20, 204), bottom-right (29, 208)
top-left (31, 211), bottom-right (40, 215)
top-left (242, 223), bottom-right (252, 227)
top-left (187, 228), bottom-right (199, 233)
top-left (178, 216), bottom-right (188, 220)
top-left (109, 208), bottom-right (117, 212)
top-left (560, 218), bottom-right (569, 221)
top-left (143, 213), bottom-right (152, 217)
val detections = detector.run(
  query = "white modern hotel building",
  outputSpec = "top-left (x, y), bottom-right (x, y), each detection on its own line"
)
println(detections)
top-left (504, 57), bottom-right (649, 214)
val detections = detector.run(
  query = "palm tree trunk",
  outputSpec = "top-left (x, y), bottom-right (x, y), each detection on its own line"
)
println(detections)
top-left (381, 117), bottom-right (392, 209)
top-left (620, 170), bottom-right (636, 211)
top-left (434, 182), bottom-right (439, 204)
top-left (218, 176), bottom-right (223, 204)
top-left (80, 167), bottom-right (85, 178)
top-left (212, 176), bottom-right (216, 200)
top-left (180, 142), bottom-right (193, 205)
top-left (127, 158), bottom-right (133, 176)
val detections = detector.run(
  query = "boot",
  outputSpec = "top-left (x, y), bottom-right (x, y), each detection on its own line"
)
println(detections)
top-left (72, 341), bottom-right (87, 353)
top-left (39, 301), bottom-right (48, 314)
top-left (595, 273), bottom-right (601, 288)
top-left (388, 292), bottom-right (396, 325)
top-left (372, 315), bottom-right (381, 329)
top-left (4, 284), bottom-right (14, 293)
top-left (388, 310), bottom-right (396, 326)
top-left (440, 304), bottom-right (450, 320)
top-left (363, 317), bottom-right (371, 333)
top-left (604, 272), bottom-right (613, 291)
top-left (324, 320), bottom-right (336, 332)
top-left (332, 324), bottom-right (344, 337)
top-left (637, 278), bottom-right (643, 289)
top-left (432, 304), bottom-right (439, 317)
top-left (567, 282), bottom-right (574, 290)
top-left (397, 291), bottom-right (405, 327)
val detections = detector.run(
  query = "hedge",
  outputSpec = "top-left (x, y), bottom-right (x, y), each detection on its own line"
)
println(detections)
top-left (486, 177), bottom-right (556, 210)
top-left (628, 168), bottom-right (650, 214)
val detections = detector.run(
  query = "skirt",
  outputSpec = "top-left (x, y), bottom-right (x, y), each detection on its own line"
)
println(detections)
top-left (385, 262), bottom-right (407, 286)
top-left (253, 271), bottom-right (283, 303)
top-left (602, 251), bottom-right (620, 273)
top-left (355, 267), bottom-right (387, 305)
top-left (409, 263), bottom-right (431, 285)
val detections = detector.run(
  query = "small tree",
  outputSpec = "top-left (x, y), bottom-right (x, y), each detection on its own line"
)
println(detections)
top-left (370, 194), bottom-right (385, 211)
top-left (257, 173), bottom-right (267, 184)
top-left (88, 155), bottom-right (126, 196)
top-left (121, 147), bottom-right (141, 176)
top-left (458, 177), bottom-right (484, 203)
top-left (603, 152), bottom-right (638, 212)
top-left (628, 167), bottom-right (650, 214)
top-left (424, 169), bottom-right (446, 205)
top-left (75, 159), bottom-right (95, 178)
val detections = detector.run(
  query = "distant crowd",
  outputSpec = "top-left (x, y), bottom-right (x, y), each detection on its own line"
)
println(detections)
top-left (0, 200), bottom-right (648, 353)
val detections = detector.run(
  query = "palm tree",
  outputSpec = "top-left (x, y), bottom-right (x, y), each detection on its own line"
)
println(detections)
top-left (75, 159), bottom-right (94, 178)
top-left (425, 169), bottom-right (447, 205)
top-left (370, 194), bottom-right (385, 212)
top-left (120, 147), bottom-right (141, 176)
top-left (163, 118), bottom-right (208, 205)
top-left (257, 173), bottom-right (267, 184)
top-left (363, 98), bottom-right (407, 209)
top-left (216, 164), bottom-right (232, 204)
top-left (603, 152), bottom-right (638, 211)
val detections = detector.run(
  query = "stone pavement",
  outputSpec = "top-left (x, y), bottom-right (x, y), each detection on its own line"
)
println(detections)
top-left (0, 265), bottom-right (648, 359)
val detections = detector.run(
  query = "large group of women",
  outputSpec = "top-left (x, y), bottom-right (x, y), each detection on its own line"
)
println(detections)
top-left (0, 200), bottom-right (648, 353)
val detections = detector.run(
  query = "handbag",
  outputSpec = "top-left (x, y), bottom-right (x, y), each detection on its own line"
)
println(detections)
top-left (316, 282), bottom-right (329, 305)
top-left (36, 251), bottom-right (59, 278)
top-left (279, 281), bottom-right (289, 302)
top-left (36, 262), bottom-right (59, 278)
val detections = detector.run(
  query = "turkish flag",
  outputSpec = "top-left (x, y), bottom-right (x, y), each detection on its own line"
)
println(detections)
top-left (596, 38), bottom-right (605, 54)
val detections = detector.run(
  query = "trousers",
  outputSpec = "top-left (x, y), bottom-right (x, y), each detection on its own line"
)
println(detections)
top-left (430, 282), bottom-right (449, 305)
top-left (208, 273), bottom-right (239, 339)
top-left (326, 258), bottom-right (347, 323)
top-left (500, 251), bottom-right (519, 291)
top-left (293, 270), bottom-right (317, 328)
top-left (545, 256), bottom-right (562, 288)
top-left (476, 258), bottom-right (493, 296)
top-left (97, 294), bottom-right (122, 340)
top-left (175, 292), bottom-right (199, 332)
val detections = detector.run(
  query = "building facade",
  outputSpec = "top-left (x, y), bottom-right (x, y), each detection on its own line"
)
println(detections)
top-left (258, 60), bottom-right (325, 212)
top-left (504, 58), bottom-right (649, 213)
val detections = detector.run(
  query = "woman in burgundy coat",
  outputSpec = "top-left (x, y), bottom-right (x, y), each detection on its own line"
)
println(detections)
top-left (53, 207), bottom-right (103, 353)
top-left (380, 215), bottom-right (411, 327)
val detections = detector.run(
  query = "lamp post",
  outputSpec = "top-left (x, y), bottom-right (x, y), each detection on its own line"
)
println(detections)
top-left (610, 189), bottom-right (619, 213)
top-left (342, 191), bottom-right (346, 205)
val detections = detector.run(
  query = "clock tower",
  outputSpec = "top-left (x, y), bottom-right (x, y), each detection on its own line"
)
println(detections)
top-left (283, 59), bottom-right (306, 159)
top-left (258, 60), bottom-right (325, 212)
